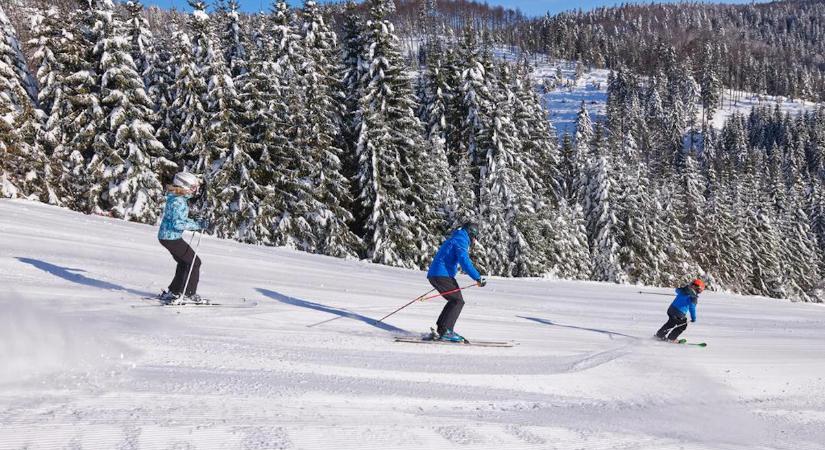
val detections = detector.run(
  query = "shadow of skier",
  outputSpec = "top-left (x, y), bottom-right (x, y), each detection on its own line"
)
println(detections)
top-left (517, 315), bottom-right (640, 340)
top-left (256, 288), bottom-right (408, 334)
top-left (16, 257), bottom-right (156, 298)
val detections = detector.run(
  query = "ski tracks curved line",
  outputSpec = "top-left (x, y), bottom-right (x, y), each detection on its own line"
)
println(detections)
top-left (565, 343), bottom-right (634, 373)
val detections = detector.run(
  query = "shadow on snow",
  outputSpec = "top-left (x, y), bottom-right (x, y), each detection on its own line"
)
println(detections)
top-left (256, 287), bottom-right (409, 334)
top-left (16, 257), bottom-right (156, 298)
top-left (517, 315), bottom-right (640, 340)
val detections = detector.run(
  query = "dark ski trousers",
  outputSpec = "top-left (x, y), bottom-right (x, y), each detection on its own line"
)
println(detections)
top-left (656, 306), bottom-right (688, 340)
top-left (160, 238), bottom-right (201, 296)
top-left (429, 276), bottom-right (464, 335)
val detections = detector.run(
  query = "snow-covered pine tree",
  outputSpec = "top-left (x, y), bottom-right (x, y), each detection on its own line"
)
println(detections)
top-left (91, 0), bottom-right (172, 223)
top-left (353, 0), bottom-right (432, 268)
top-left (417, 35), bottom-right (460, 233)
top-left (606, 67), bottom-right (643, 158)
top-left (261, 0), bottom-right (321, 250)
top-left (699, 42), bottom-right (721, 131)
top-left (46, 2), bottom-right (101, 211)
top-left (740, 151), bottom-right (786, 298)
top-left (807, 179), bottom-right (825, 275)
top-left (779, 181), bottom-right (820, 301)
top-left (340, 0), bottom-right (365, 184)
top-left (219, 0), bottom-right (246, 79)
top-left (124, 1), bottom-right (152, 86)
top-left (513, 58), bottom-right (561, 206)
top-left (649, 182), bottom-right (695, 286)
top-left (170, 3), bottom-right (207, 169)
top-left (616, 163), bottom-right (659, 284)
top-left (454, 27), bottom-right (494, 203)
top-left (566, 100), bottom-right (593, 203)
top-left (678, 151), bottom-right (705, 256)
top-left (0, 4), bottom-right (44, 199)
top-left (269, 0), bottom-right (301, 83)
top-left (198, 24), bottom-right (263, 242)
top-left (28, 6), bottom-right (62, 157)
top-left (744, 204), bottom-right (786, 298)
top-left (20, 8), bottom-right (62, 204)
top-left (477, 62), bottom-right (537, 277)
top-left (538, 198), bottom-right (592, 280)
top-left (295, 0), bottom-right (360, 257)
top-left (144, 20), bottom-right (177, 156)
top-left (695, 174), bottom-right (738, 290)
top-left (583, 154), bottom-right (626, 283)
top-left (234, 25), bottom-right (280, 246)
top-left (438, 33), bottom-right (477, 222)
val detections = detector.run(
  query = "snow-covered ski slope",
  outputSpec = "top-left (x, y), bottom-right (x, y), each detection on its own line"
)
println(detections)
top-left (2, 199), bottom-right (825, 449)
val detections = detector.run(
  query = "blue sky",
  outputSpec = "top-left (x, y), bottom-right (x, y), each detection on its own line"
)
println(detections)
top-left (146, 0), bottom-right (765, 17)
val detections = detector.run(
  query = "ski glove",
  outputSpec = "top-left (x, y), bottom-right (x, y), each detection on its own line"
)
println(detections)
top-left (197, 219), bottom-right (209, 230)
top-left (691, 319), bottom-right (696, 323)
top-left (477, 276), bottom-right (487, 287)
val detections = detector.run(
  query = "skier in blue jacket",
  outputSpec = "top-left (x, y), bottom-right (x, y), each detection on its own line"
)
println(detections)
top-left (157, 172), bottom-right (205, 304)
top-left (655, 279), bottom-right (705, 342)
top-left (427, 222), bottom-right (487, 342)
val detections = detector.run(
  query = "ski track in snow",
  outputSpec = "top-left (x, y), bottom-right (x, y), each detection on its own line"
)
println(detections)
top-left (2, 199), bottom-right (825, 449)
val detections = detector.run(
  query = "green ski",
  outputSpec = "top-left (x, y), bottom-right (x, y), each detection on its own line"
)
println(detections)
top-left (677, 339), bottom-right (707, 347)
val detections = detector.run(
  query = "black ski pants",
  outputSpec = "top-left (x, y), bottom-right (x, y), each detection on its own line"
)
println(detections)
top-left (429, 276), bottom-right (464, 334)
top-left (160, 238), bottom-right (201, 296)
top-left (656, 306), bottom-right (688, 340)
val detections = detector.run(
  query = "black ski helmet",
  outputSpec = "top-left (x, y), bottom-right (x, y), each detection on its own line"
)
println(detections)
top-left (462, 222), bottom-right (479, 240)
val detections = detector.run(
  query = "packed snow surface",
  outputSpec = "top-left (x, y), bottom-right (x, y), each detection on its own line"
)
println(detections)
top-left (2, 199), bottom-right (825, 449)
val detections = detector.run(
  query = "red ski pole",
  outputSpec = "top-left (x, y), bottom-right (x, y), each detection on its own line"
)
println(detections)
top-left (375, 283), bottom-right (477, 324)
top-left (418, 283), bottom-right (477, 302)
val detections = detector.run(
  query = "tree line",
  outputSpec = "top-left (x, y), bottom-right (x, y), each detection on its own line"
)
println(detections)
top-left (1, 0), bottom-right (824, 301)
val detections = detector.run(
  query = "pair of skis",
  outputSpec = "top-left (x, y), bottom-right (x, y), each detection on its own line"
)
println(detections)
top-left (658, 337), bottom-right (707, 347)
top-left (674, 339), bottom-right (707, 347)
top-left (133, 296), bottom-right (258, 308)
top-left (394, 328), bottom-right (514, 348)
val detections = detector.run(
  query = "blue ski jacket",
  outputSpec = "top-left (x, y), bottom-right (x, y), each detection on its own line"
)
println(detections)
top-left (158, 193), bottom-right (201, 241)
top-left (427, 229), bottom-right (481, 281)
top-left (670, 286), bottom-right (699, 321)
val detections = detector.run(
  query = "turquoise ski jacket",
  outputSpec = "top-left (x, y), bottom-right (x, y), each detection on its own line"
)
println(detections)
top-left (158, 193), bottom-right (201, 240)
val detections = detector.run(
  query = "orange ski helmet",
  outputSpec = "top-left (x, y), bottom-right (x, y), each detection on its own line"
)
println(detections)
top-left (692, 278), bottom-right (706, 292)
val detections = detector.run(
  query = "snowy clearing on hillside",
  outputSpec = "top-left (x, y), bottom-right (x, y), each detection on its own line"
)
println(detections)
top-left (2, 199), bottom-right (825, 449)
top-left (518, 54), bottom-right (823, 137)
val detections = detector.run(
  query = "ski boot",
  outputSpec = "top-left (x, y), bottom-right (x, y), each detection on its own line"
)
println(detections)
top-left (183, 293), bottom-right (206, 305)
top-left (438, 329), bottom-right (465, 343)
top-left (158, 290), bottom-right (181, 304)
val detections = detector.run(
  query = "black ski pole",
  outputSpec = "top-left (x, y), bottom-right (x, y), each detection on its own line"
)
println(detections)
top-left (638, 290), bottom-right (673, 296)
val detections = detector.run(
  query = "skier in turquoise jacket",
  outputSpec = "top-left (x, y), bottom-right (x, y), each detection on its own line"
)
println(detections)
top-left (656, 279), bottom-right (705, 341)
top-left (157, 172), bottom-right (205, 304)
top-left (426, 222), bottom-right (487, 342)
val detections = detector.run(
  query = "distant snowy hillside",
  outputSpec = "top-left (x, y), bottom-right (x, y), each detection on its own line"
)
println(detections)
top-left (3, 198), bottom-right (825, 449)
top-left (513, 54), bottom-right (823, 137)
